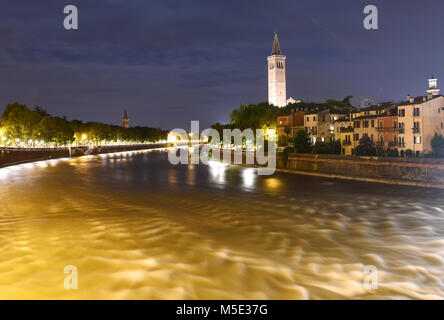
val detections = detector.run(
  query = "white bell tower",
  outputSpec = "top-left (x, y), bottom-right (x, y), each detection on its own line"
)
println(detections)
top-left (267, 33), bottom-right (287, 107)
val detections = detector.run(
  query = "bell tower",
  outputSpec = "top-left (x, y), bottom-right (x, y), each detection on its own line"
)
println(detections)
top-left (268, 33), bottom-right (287, 107)
top-left (122, 110), bottom-right (130, 128)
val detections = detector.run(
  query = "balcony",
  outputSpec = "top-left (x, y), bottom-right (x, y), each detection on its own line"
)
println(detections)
top-left (377, 127), bottom-right (397, 133)
top-left (398, 128), bottom-right (405, 134)
top-left (342, 140), bottom-right (352, 146)
top-left (413, 128), bottom-right (420, 133)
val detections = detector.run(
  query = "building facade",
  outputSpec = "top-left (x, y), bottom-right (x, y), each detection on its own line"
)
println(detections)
top-left (304, 109), bottom-right (331, 144)
top-left (268, 33), bottom-right (287, 107)
top-left (277, 109), bottom-right (305, 144)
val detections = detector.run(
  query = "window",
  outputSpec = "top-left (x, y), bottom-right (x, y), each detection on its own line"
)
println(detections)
top-left (307, 117), bottom-right (310, 122)
top-left (363, 120), bottom-right (369, 128)
top-left (441, 122), bottom-right (443, 129)
top-left (415, 136), bottom-right (421, 144)
top-left (354, 121), bottom-right (361, 128)
top-left (413, 108), bottom-right (420, 116)
top-left (371, 134), bottom-right (374, 141)
top-left (413, 122), bottom-right (420, 133)
top-left (439, 108), bottom-right (441, 113)
top-left (355, 133), bottom-right (359, 140)
top-left (371, 120), bottom-right (375, 128)
top-left (313, 116), bottom-right (316, 121)
top-left (399, 109), bottom-right (405, 117)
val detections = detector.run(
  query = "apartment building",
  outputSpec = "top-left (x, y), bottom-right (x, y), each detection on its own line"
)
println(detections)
top-left (376, 111), bottom-right (398, 149)
top-left (304, 108), bottom-right (331, 144)
top-left (398, 95), bottom-right (444, 156)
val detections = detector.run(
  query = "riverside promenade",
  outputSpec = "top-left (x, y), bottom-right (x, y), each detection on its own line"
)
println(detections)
top-left (0, 143), bottom-right (168, 168)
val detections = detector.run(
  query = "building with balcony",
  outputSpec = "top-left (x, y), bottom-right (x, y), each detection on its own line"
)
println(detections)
top-left (339, 127), bottom-right (355, 155)
top-left (376, 109), bottom-right (398, 150)
top-left (397, 77), bottom-right (444, 156)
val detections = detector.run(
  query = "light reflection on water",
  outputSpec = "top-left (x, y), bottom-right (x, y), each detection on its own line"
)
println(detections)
top-left (0, 150), bottom-right (444, 299)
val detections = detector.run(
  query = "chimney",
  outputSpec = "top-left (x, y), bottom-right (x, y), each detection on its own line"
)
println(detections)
top-left (407, 94), bottom-right (411, 101)
top-left (423, 96), bottom-right (427, 102)
top-left (409, 96), bottom-right (414, 103)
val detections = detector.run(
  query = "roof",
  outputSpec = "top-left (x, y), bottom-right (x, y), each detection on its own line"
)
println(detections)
top-left (351, 101), bottom-right (396, 113)
top-left (352, 114), bottom-right (379, 120)
top-left (399, 95), bottom-right (442, 106)
top-left (305, 108), bottom-right (329, 115)
top-left (271, 33), bottom-right (282, 55)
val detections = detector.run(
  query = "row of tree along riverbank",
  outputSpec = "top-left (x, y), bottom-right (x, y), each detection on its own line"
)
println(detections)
top-left (0, 143), bottom-right (167, 168)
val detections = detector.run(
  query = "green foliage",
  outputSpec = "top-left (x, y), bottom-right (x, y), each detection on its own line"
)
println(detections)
top-left (431, 133), bottom-right (444, 157)
top-left (405, 149), bottom-right (413, 157)
top-left (0, 102), bottom-right (42, 144)
top-left (39, 116), bottom-right (74, 146)
top-left (282, 147), bottom-right (290, 168)
top-left (283, 126), bottom-right (291, 136)
top-left (293, 130), bottom-right (312, 154)
top-left (355, 136), bottom-right (376, 156)
top-left (227, 97), bottom-right (354, 131)
top-left (230, 102), bottom-right (281, 130)
top-left (0, 102), bottom-right (167, 146)
top-left (277, 135), bottom-right (289, 147)
top-left (312, 140), bottom-right (341, 154)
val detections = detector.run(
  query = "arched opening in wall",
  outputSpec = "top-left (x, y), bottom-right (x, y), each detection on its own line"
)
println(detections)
top-left (400, 150), bottom-right (405, 157)
top-left (416, 151), bottom-right (420, 158)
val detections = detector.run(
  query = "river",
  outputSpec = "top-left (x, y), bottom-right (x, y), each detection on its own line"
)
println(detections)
top-left (0, 149), bottom-right (443, 299)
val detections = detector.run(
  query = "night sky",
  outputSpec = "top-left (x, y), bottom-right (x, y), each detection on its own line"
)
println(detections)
top-left (1, 0), bottom-right (444, 130)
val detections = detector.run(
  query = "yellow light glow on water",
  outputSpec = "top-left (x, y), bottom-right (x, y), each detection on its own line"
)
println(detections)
top-left (265, 177), bottom-right (281, 189)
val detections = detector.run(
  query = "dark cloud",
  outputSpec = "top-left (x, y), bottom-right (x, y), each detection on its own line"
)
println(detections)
top-left (1, 0), bottom-right (444, 129)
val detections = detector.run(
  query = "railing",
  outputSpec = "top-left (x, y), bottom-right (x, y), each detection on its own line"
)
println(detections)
top-left (342, 140), bottom-right (352, 146)
top-left (413, 128), bottom-right (420, 133)
top-left (398, 128), bottom-right (405, 134)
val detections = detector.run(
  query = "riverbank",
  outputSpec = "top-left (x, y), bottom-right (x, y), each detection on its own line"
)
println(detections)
top-left (0, 143), bottom-right (168, 168)
top-left (215, 150), bottom-right (444, 189)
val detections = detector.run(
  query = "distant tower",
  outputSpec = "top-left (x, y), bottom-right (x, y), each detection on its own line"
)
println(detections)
top-left (267, 33), bottom-right (287, 107)
top-left (427, 76), bottom-right (440, 96)
top-left (122, 110), bottom-right (130, 128)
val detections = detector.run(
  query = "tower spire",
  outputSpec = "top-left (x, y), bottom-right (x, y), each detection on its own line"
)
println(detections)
top-left (271, 32), bottom-right (282, 55)
top-left (122, 109), bottom-right (130, 128)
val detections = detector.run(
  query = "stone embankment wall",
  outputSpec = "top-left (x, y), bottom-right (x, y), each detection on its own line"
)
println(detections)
top-left (215, 150), bottom-right (444, 188)
top-left (279, 153), bottom-right (444, 188)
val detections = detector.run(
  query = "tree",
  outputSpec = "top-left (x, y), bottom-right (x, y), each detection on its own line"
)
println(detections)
top-left (283, 126), bottom-right (291, 136)
top-left (293, 129), bottom-right (312, 154)
top-left (39, 116), bottom-right (74, 146)
top-left (431, 133), bottom-right (444, 157)
top-left (312, 140), bottom-right (341, 154)
top-left (1, 102), bottom-right (41, 145)
top-left (355, 135), bottom-right (376, 156)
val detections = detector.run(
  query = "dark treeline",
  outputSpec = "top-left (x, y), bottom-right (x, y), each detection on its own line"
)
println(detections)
top-left (0, 102), bottom-right (167, 147)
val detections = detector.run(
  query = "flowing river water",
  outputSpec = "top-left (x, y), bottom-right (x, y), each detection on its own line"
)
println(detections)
top-left (0, 149), bottom-right (444, 299)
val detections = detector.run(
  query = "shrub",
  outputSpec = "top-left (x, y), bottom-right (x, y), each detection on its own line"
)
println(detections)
top-left (405, 149), bottom-right (413, 157)
top-left (355, 136), bottom-right (376, 156)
